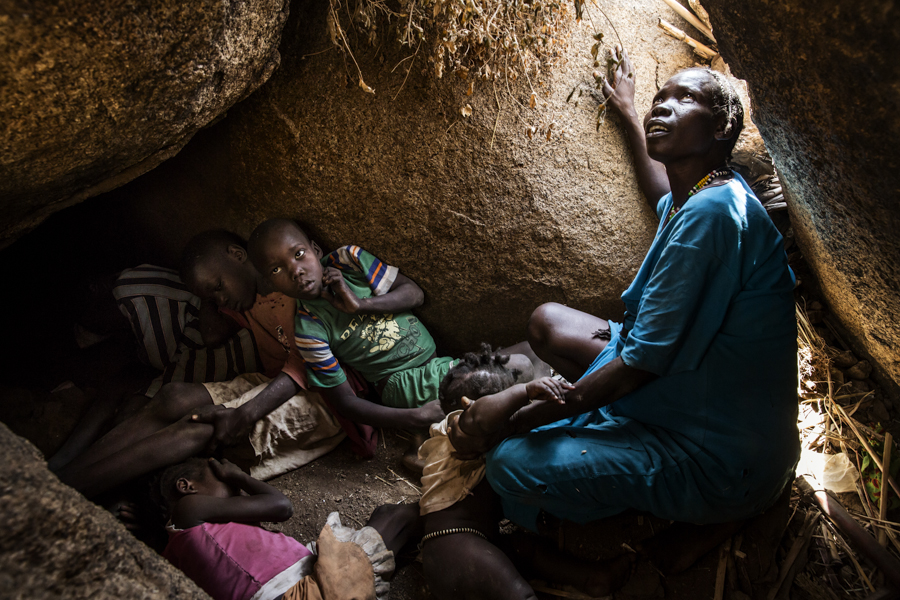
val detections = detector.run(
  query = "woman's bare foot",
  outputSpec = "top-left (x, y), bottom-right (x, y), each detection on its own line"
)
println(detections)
top-left (638, 519), bottom-right (745, 575)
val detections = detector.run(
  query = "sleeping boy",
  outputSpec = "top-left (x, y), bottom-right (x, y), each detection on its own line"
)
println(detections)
top-left (57, 230), bottom-right (361, 498)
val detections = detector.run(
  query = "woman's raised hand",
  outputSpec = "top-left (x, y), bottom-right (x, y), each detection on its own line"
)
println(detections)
top-left (601, 45), bottom-right (637, 118)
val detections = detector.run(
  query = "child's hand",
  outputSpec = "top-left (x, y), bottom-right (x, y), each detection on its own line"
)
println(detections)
top-left (321, 267), bottom-right (362, 314)
top-left (525, 377), bottom-right (574, 404)
top-left (208, 458), bottom-right (246, 485)
top-left (190, 405), bottom-right (252, 451)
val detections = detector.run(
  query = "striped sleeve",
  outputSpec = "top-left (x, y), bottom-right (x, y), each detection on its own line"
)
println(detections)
top-left (294, 306), bottom-right (347, 388)
top-left (327, 245), bottom-right (399, 296)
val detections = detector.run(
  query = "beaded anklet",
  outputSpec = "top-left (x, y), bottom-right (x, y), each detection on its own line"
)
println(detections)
top-left (665, 168), bottom-right (731, 225)
top-left (418, 527), bottom-right (488, 550)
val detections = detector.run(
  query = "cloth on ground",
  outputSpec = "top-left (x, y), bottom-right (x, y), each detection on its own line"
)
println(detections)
top-left (203, 373), bottom-right (345, 481)
top-left (114, 265), bottom-right (258, 396)
top-left (418, 408), bottom-right (486, 515)
top-left (282, 512), bottom-right (394, 600)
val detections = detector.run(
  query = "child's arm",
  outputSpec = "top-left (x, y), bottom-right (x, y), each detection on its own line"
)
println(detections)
top-left (191, 372), bottom-right (301, 448)
top-left (322, 270), bottom-right (424, 315)
top-left (198, 301), bottom-right (243, 347)
top-left (320, 381), bottom-right (445, 429)
top-left (171, 459), bottom-right (293, 529)
top-left (456, 377), bottom-right (573, 437)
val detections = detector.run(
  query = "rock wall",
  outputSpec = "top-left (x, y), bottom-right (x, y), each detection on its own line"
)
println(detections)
top-left (90, 0), bottom-right (703, 356)
top-left (0, 422), bottom-right (208, 599)
top-left (704, 0), bottom-right (900, 389)
top-left (0, 0), bottom-right (289, 248)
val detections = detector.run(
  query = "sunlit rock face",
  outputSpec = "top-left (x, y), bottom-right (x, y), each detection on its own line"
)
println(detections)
top-left (705, 0), bottom-right (900, 388)
top-left (0, 0), bottom-right (289, 248)
top-left (97, 0), bottom-right (705, 355)
top-left (0, 422), bottom-right (208, 599)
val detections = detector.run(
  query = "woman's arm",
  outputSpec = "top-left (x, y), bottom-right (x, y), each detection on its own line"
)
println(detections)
top-left (456, 378), bottom-right (573, 437)
top-left (172, 459), bottom-right (293, 529)
top-left (448, 358), bottom-right (655, 458)
top-left (510, 357), bottom-right (655, 433)
top-left (602, 46), bottom-right (670, 208)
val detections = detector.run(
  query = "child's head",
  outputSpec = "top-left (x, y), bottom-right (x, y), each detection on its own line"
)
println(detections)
top-left (248, 219), bottom-right (324, 301)
top-left (159, 457), bottom-right (235, 510)
top-left (439, 343), bottom-right (519, 413)
top-left (181, 230), bottom-right (259, 311)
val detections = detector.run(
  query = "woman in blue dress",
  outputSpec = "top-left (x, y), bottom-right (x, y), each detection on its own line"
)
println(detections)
top-left (450, 47), bottom-right (799, 573)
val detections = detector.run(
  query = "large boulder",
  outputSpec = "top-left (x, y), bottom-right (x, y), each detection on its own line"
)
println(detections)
top-left (0, 0), bottom-right (290, 248)
top-left (88, 0), bottom-right (704, 355)
top-left (0, 421), bottom-right (208, 598)
top-left (704, 0), bottom-right (900, 389)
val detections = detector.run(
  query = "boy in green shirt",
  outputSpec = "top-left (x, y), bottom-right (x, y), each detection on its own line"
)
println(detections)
top-left (248, 219), bottom-right (451, 430)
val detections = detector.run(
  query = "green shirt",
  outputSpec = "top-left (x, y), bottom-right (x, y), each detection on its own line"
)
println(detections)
top-left (293, 245), bottom-right (437, 388)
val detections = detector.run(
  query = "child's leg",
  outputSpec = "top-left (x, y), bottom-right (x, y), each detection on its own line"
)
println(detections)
top-left (526, 303), bottom-right (612, 382)
top-left (365, 503), bottom-right (422, 556)
top-left (57, 382), bottom-right (213, 476)
top-left (422, 532), bottom-right (537, 600)
top-left (58, 414), bottom-right (214, 498)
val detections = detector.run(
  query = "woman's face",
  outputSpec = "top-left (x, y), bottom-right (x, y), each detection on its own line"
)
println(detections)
top-left (643, 70), bottom-right (722, 164)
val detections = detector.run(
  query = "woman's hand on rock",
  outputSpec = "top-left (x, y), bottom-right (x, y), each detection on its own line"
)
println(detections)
top-left (601, 45), bottom-right (637, 118)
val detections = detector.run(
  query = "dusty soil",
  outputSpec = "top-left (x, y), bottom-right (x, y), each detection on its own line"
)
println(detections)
top-left (0, 379), bottom-right (734, 600)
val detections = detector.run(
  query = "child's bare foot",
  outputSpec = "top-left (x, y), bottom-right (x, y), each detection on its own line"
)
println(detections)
top-left (508, 532), bottom-right (636, 598)
top-left (638, 519), bottom-right (745, 575)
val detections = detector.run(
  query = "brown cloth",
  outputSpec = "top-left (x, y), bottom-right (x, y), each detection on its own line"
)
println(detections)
top-left (281, 513), bottom-right (393, 600)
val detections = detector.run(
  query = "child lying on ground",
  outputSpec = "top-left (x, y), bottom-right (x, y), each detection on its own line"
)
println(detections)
top-left (248, 219), bottom-right (450, 431)
top-left (417, 346), bottom-right (634, 599)
top-left (160, 457), bottom-right (420, 600)
top-left (58, 231), bottom-right (369, 499)
top-left (49, 264), bottom-right (259, 473)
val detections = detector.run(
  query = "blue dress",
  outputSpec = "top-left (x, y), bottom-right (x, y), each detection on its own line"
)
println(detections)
top-left (485, 173), bottom-right (800, 530)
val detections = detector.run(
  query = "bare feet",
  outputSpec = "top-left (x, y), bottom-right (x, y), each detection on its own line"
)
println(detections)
top-left (639, 519), bottom-right (745, 575)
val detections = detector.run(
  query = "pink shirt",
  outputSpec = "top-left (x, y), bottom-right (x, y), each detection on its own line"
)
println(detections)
top-left (163, 522), bottom-right (312, 600)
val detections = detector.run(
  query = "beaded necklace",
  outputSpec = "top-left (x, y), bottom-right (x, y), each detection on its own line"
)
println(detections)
top-left (665, 168), bottom-right (731, 225)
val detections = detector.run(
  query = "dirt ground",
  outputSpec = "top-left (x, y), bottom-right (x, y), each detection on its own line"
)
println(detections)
top-left (1, 378), bottom-right (773, 600)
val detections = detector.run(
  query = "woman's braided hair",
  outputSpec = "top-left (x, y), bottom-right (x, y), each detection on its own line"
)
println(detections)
top-left (438, 343), bottom-right (519, 413)
top-left (702, 68), bottom-right (744, 158)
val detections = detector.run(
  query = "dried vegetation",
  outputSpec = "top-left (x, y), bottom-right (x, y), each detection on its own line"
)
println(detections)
top-left (326, 0), bottom-right (575, 96)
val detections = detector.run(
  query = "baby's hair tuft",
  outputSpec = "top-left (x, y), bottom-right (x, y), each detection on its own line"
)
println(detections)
top-left (438, 343), bottom-right (519, 413)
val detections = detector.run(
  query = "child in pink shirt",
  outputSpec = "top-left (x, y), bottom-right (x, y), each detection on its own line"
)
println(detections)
top-left (161, 457), bottom-right (419, 600)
